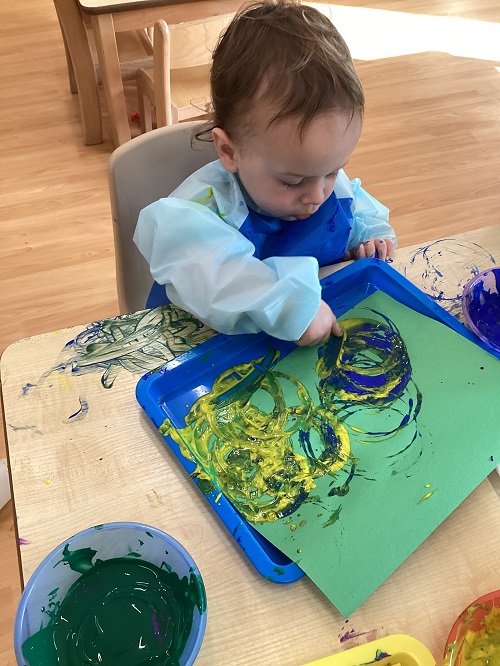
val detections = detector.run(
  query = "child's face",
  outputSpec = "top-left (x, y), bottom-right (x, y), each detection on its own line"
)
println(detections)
top-left (214, 108), bottom-right (362, 221)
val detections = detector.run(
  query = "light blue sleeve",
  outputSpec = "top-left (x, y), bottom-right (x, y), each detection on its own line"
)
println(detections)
top-left (133, 198), bottom-right (322, 341)
top-left (344, 177), bottom-right (396, 251)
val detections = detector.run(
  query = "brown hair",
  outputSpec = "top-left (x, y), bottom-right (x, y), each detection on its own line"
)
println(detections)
top-left (195, 0), bottom-right (364, 143)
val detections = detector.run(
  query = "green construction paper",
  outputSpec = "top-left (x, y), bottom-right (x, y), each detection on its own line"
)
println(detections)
top-left (247, 291), bottom-right (500, 616)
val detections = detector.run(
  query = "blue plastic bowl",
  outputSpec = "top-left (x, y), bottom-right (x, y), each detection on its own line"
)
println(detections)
top-left (462, 267), bottom-right (500, 354)
top-left (14, 522), bottom-right (207, 666)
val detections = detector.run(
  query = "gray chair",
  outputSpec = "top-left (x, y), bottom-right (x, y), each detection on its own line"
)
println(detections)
top-left (108, 121), bottom-right (217, 314)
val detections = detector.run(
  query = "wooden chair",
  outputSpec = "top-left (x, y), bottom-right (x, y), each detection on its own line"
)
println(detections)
top-left (53, 0), bottom-right (156, 145)
top-left (136, 14), bottom-right (233, 132)
top-left (108, 121), bottom-right (217, 313)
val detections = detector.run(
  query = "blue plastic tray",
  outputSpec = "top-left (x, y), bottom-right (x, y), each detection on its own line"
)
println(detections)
top-left (136, 259), bottom-right (500, 583)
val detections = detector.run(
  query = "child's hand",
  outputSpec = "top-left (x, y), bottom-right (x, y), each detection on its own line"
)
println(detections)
top-left (295, 300), bottom-right (343, 346)
top-left (344, 238), bottom-right (394, 262)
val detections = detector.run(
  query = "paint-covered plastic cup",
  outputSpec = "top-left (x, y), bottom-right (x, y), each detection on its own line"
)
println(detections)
top-left (462, 267), bottom-right (500, 354)
top-left (14, 522), bottom-right (207, 666)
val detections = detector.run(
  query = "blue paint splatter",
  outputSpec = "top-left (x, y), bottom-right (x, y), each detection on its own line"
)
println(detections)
top-left (21, 383), bottom-right (37, 396)
top-left (67, 397), bottom-right (89, 421)
top-left (8, 424), bottom-right (42, 434)
top-left (400, 239), bottom-right (496, 319)
top-left (339, 628), bottom-right (372, 643)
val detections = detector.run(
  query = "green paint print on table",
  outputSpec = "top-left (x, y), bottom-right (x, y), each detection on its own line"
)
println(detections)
top-left (24, 305), bottom-right (214, 397)
top-left (161, 291), bottom-right (500, 617)
top-left (57, 306), bottom-right (214, 387)
top-left (16, 306), bottom-right (215, 427)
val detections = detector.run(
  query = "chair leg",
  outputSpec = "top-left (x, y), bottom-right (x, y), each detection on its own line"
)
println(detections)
top-left (137, 69), bottom-right (154, 133)
top-left (53, 0), bottom-right (102, 145)
top-left (136, 28), bottom-right (154, 56)
top-left (59, 23), bottom-right (78, 94)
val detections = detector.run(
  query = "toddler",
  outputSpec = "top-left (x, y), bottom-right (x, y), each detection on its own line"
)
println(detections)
top-left (134, 0), bottom-right (396, 346)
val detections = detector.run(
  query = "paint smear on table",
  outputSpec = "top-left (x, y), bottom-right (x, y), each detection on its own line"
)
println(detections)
top-left (21, 544), bottom-right (206, 666)
top-left (12, 306), bottom-right (215, 426)
top-left (27, 306), bottom-right (214, 394)
top-left (397, 239), bottom-right (496, 320)
top-left (67, 396), bottom-right (89, 421)
top-left (54, 306), bottom-right (213, 388)
top-left (160, 291), bottom-right (500, 616)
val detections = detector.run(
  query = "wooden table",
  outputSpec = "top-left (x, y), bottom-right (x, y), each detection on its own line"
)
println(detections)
top-left (78, 0), bottom-right (242, 147)
top-left (2, 225), bottom-right (500, 665)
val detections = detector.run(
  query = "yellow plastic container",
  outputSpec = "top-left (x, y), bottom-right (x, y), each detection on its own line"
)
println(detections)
top-left (302, 634), bottom-right (436, 666)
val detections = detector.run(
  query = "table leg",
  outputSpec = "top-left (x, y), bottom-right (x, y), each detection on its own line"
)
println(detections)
top-left (91, 13), bottom-right (132, 147)
top-left (53, 0), bottom-right (102, 145)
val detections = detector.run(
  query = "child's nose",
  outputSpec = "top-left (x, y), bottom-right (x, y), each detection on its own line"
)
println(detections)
top-left (300, 180), bottom-right (325, 206)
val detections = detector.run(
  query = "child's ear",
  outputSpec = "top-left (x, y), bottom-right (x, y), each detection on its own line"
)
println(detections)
top-left (212, 128), bottom-right (238, 173)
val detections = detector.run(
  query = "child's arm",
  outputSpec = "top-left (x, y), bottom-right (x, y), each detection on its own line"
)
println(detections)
top-left (134, 198), bottom-right (323, 342)
top-left (337, 173), bottom-right (396, 261)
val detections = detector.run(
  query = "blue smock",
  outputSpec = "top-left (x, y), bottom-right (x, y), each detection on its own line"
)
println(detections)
top-left (134, 160), bottom-right (395, 341)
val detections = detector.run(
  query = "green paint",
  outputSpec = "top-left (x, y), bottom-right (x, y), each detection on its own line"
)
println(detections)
top-left (273, 566), bottom-right (285, 576)
top-left (57, 543), bottom-right (96, 573)
top-left (323, 505), bottom-right (342, 528)
top-left (47, 306), bottom-right (214, 390)
top-left (22, 546), bottom-right (206, 666)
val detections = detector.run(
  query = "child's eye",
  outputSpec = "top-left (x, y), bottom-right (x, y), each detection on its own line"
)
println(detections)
top-left (280, 180), bottom-right (302, 189)
top-left (280, 171), bottom-right (339, 189)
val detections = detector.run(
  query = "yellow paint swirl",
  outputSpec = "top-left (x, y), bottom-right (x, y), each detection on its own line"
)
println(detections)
top-left (160, 317), bottom-right (415, 524)
top-left (160, 352), bottom-right (350, 523)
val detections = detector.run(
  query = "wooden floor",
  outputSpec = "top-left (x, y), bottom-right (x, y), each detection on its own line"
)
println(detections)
top-left (1, 0), bottom-right (500, 662)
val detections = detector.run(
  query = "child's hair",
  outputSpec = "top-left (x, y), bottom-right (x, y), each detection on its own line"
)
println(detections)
top-left (195, 0), bottom-right (364, 143)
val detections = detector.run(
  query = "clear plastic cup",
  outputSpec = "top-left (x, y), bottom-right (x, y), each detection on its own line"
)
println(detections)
top-left (462, 267), bottom-right (500, 354)
top-left (14, 522), bottom-right (207, 666)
